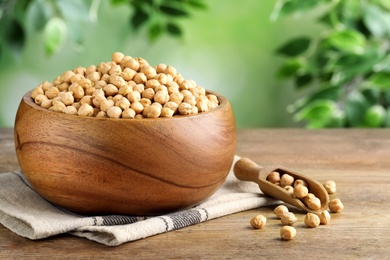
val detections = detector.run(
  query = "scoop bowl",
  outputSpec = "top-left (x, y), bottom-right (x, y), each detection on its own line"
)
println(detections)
top-left (14, 91), bottom-right (236, 215)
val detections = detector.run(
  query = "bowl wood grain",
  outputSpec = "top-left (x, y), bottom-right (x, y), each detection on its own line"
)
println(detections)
top-left (14, 91), bottom-right (236, 215)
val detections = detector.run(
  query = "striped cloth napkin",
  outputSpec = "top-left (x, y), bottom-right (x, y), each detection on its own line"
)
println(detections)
top-left (0, 156), bottom-right (278, 246)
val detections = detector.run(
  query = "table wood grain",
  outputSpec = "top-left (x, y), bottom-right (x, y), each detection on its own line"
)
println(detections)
top-left (1, 128), bottom-right (390, 259)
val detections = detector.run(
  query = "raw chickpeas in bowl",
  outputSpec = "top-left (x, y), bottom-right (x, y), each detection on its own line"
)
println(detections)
top-left (30, 52), bottom-right (220, 119)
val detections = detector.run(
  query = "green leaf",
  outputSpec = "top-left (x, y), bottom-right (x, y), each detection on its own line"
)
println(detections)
top-left (44, 17), bottom-right (67, 55)
top-left (4, 18), bottom-right (25, 52)
top-left (159, 4), bottom-right (189, 16)
top-left (363, 3), bottom-right (390, 38)
top-left (187, 0), bottom-right (207, 9)
top-left (276, 58), bottom-right (305, 79)
top-left (367, 72), bottom-right (390, 90)
top-left (333, 52), bottom-right (382, 77)
top-left (57, 0), bottom-right (90, 22)
top-left (272, 0), bottom-right (321, 20)
top-left (148, 23), bottom-right (163, 42)
top-left (294, 99), bottom-right (344, 128)
top-left (361, 87), bottom-right (381, 105)
top-left (25, 0), bottom-right (52, 32)
top-left (362, 104), bottom-right (386, 127)
top-left (326, 30), bottom-right (366, 54)
top-left (131, 8), bottom-right (149, 30)
top-left (379, 0), bottom-right (390, 11)
top-left (166, 22), bottom-right (182, 36)
top-left (345, 91), bottom-right (369, 127)
top-left (276, 37), bottom-right (311, 57)
top-left (287, 85), bottom-right (341, 113)
top-left (111, 0), bottom-right (130, 5)
top-left (295, 74), bottom-right (313, 89)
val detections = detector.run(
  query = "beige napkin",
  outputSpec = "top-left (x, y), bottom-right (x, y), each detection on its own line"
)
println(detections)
top-left (0, 156), bottom-right (279, 246)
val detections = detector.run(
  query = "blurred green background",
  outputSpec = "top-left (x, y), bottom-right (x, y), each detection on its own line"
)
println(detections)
top-left (0, 0), bottom-right (340, 127)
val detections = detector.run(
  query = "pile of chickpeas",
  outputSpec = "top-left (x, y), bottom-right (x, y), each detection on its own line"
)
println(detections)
top-left (31, 52), bottom-right (220, 119)
top-left (250, 178), bottom-right (344, 241)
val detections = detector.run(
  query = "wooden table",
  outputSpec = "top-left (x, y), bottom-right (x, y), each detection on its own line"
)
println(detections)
top-left (1, 128), bottom-right (390, 259)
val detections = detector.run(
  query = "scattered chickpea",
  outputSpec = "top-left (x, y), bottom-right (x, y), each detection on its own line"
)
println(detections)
top-left (329, 198), bottom-right (344, 213)
top-left (323, 180), bottom-right (337, 194)
top-left (306, 196), bottom-right (322, 211)
top-left (280, 212), bottom-right (297, 226)
top-left (250, 215), bottom-right (267, 229)
top-left (280, 174), bottom-right (294, 187)
top-left (280, 226), bottom-right (296, 241)
top-left (315, 210), bottom-right (331, 225)
top-left (304, 213), bottom-right (320, 228)
top-left (273, 205), bottom-right (289, 219)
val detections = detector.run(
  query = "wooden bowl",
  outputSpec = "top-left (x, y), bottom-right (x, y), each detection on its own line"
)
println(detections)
top-left (14, 91), bottom-right (236, 215)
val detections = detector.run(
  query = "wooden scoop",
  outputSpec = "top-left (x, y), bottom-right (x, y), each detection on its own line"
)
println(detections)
top-left (233, 158), bottom-right (329, 212)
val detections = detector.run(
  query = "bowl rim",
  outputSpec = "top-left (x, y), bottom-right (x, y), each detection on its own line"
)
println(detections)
top-left (21, 89), bottom-right (231, 121)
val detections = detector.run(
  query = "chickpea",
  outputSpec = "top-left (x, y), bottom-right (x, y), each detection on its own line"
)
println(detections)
top-left (94, 80), bottom-right (107, 89)
top-left (178, 102), bottom-right (193, 115)
top-left (96, 111), bottom-right (107, 118)
top-left (125, 58), bottom-right (140, 71)
top-left (304, 213), bottom-right (320, 228)
top-left (57, 92), bottom-right (74, 106)
top-left (161, 107), bottom-right (174, 117)
top-left (164, 101), bottom-right (179, 112)
top-left (133, 83), bottom-right (144, 93)
top-left (121, 68), bottom-right (136, 81)
top-left (143, 104), bottom-right (161, 118)
top-left (63, 106), bottom-right (78, 115)
top-left (267, 171), bottom-right (280, 184)
top-left (70, 74), bottom-right (84, 84)
top-left (80, 95), bottom-right (93, 106)
top-left (284, 185), bottom-right (294, 195)
top-left (60, 71), bottom-right (75, 83)
top-left (167, 81), bottom-right (179, 94)
top-left (131, 101), bottom-right (144, 114)
top-left (280, 174), bottom-right (294, 187)
top-left (183, 94), bottom-right (196, 106)
top-left (31, 86), bottom-right (44, 99)
top-left (142, 88), bottom-right (155, 100)
top-left (306, 196), bottom-right (321, 211)
top-left (196, 99), bottom-right (209, 112)
top-left (49, 100), bottom-right (66, 113)
top-left (180, 80), bottom-right (192, 90)
top-left (87, 71), bottom-right (100, 82)
top-left (127, 90), bottom-right (141, 103)
top-left (250, 215), bottom-right (266, 229)
top-left (280, 226), bottom-right (296, 241)
top-left (100, 99), bottom-right (114, 112)
top-left (45, 86), bottom-right (59, 99)
top-left (34, 94), bottom-right (48, 105)
top-left (294, 179), bottom-right (308, 188)
top-left (155, 73), bottom-right (168, 85)
top-left (133, 72), bottom-right (147, 84)
top-left (110, 73), bottom-right (126, 88)
top-left (315, 210), bottom-right (331, 225)
top-left (145, 79), bottom-right (161, 89)
top-left (109, 64), bottom-right (122, 75)
top-left (163, 65), bottom-right (177, 77)
top-left (154, 90), bottom-right (169, 105)
top-left (58, 82), bottom-right (70, 91)
top-left (72, 85), bottom-right (85, 101)
top-left (273, 205), bottom-right (289, 219)
top-left (122, 108), bottom-right (136, 119)
top-left (112, 52), bottom-right (124, 64)
top-left (120, 55), bottom-right (132, 68)
top-left (78, 103), bottom-right (94, 117)
top-left (97, 62), bottom-right (111, 75)
top-left (103, 84), bottom-right (119, 97)
top-left (107, 106), bottom-right (122, 118)
top-left (280, 212), bottom-right (297, 226)
top-left (329, 198), bottom-right (344, 213)
top-left (169, 92), bottom-right (184, 105)
top-left (141, 65), bottom-right (157, 79)
top-left (155, 63), bottom-right (167, 73)
top-left (293, 184), bottom-right (309, 199)
top-left (41, 99), bottom-right (52, 109)
top-left (86, 65), bottom-right (97, 75)
top-left (140, 98), bottom-right (152, 108)
top-left (323, 180), bottom-right (337, 194)
top-left (116, 97), bottom-right (131, 110)
top-left (73, 66), bottom-right (86, 75)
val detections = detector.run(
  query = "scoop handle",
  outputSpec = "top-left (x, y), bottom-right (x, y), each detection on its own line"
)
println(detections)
top-left (233, 158), bottom-right (263, 184)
